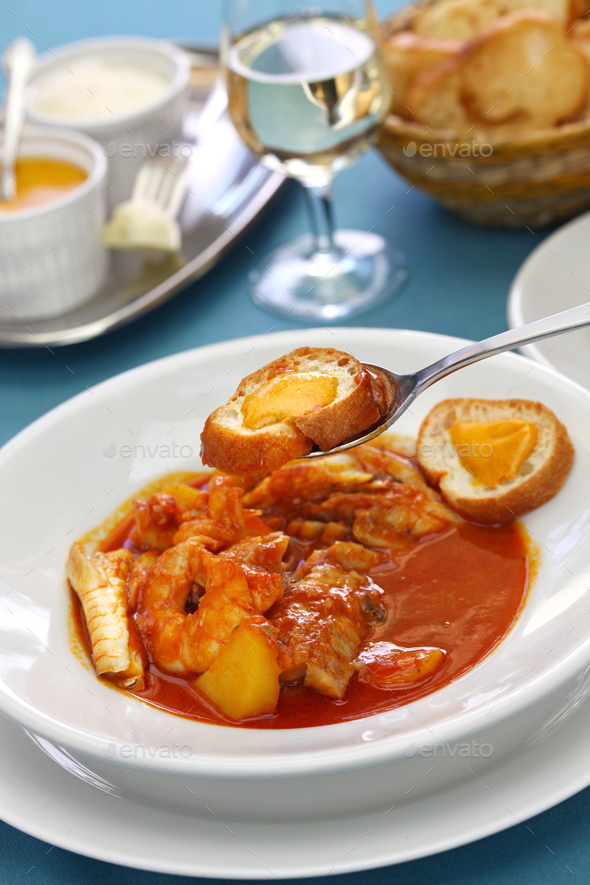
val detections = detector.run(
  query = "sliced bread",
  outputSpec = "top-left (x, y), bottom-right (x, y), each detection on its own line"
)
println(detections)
top-left (417, 398), bottom-right (574, 524)
top-left (460, 11), bottom-right (588, 128)
top-left (407, 11), bottom-right (589, 132)
top-left (383, 31), bottom-right (461, 117)
top-left (200, 347), bottom-right (393, 476)
top-left (412, 0), bottom-right (572, 42)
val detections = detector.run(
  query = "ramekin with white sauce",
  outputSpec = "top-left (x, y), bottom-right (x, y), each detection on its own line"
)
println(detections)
top-left (25, 37), bottom-right (191, 210)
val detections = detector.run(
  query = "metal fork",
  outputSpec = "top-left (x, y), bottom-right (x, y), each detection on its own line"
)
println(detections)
top-left (102, 156), bottom-right (189, 251)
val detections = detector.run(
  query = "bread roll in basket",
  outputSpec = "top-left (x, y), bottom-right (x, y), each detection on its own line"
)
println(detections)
top-left (378, 0), bottom-right (590, 227)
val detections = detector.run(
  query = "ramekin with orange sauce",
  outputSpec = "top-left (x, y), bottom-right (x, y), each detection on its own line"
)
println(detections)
top-left (0, 126), bottom-right (108, 321)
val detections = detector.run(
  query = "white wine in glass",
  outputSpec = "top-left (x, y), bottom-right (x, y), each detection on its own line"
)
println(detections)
top-left (222, 2), bottom-right (408, 320)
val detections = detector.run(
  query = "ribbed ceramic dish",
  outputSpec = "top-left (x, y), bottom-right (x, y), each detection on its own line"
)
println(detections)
top-left (378, 0), bottom-right (590, 228)
top-left (0, 127), bottom-right (108, 320)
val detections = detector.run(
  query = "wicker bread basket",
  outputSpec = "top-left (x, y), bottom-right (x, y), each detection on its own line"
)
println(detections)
top-left (377, 1), bottom-right (590, 228)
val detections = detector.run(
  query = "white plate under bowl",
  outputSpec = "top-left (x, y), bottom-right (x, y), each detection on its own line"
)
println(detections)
top-left (1, 328), bottom-right (590, 822)
top-left (1, 674), bottom-right (590, 878)
top-left (508, 210), bottom-right (590, 391)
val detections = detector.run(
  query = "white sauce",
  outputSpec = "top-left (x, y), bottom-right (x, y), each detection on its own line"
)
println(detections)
top-left (31, 58), bottom-right (171, 121)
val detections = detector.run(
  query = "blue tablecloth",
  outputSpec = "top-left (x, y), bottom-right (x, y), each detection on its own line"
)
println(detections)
top-left (2, 1), bottom-right (589, 882)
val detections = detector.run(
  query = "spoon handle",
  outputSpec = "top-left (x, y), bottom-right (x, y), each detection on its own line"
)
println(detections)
top-left (1, 38), bottom-right (36, 202)
top-left (414, 300), bottom-right (590, 395)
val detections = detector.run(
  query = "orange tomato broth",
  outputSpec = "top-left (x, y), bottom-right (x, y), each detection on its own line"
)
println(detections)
top-left (0, 156), bottom-right (87, 213)
top-left (70, 470), bottom-right (531, 729)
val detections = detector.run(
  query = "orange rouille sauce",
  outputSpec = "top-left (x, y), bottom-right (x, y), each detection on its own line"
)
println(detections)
top-left (0, 156), bottom-right (87, 213)
top-left (70, 510), bottom-right (530, 729)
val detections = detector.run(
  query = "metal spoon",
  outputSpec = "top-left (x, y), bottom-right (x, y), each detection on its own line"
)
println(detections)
top-left (302, 300), bottom-right (590, 458)
top-left (1, 38), bottom-right (36, 202)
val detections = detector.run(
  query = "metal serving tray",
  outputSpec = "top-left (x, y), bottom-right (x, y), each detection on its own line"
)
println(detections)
top-left (0, 45), bottom-right (284, 348)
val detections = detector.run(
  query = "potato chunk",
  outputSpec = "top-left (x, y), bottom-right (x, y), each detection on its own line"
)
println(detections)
top-left (163, 482), bottom-right (207, 512)
top-left (197, 618), bottom-right (280, 720)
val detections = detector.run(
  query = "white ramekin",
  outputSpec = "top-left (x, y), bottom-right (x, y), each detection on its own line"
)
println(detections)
top-left (25, 37), bottom-right (191, 211)
top-left (0, 126), bottom-right (108, 321)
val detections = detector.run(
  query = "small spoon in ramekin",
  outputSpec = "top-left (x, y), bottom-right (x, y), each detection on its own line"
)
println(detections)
top-left (0, 38), bottom-right (36, 202)
top-left (302, 300), bottom-right (590, 458)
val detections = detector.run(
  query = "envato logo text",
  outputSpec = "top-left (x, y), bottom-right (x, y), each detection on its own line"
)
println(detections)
top-left (104, 742), bottom-right (192, 759)
top-left (404, 740), bottom-right (493, 759)
top-left (103, 440), bottom-right (495, 460)
top-left (395, 441), bottom-right (494, 459)
top-left (420, 442), bottom-right (493, 458)
top-left (103, 140), bottom-right (193, 159)
top-left (103, 442), bottom-right (195, 459)
top-left (403, 140), bottom-right (493, 158)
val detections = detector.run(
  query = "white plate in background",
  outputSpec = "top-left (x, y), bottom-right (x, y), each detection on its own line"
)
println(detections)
top-left (508, 210), bottom-right (590, 391)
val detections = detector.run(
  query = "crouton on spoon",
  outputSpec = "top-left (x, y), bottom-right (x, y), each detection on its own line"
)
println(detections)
top-left (200, 346), bottom-right (394, 475)
top-left (200, 302), bottom-right (589, 476)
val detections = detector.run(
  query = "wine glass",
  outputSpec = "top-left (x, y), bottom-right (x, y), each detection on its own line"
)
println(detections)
top-left (221, 0), bottom-right (408, 321)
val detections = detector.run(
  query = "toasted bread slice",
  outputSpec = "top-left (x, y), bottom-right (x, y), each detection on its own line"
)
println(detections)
top-left (414, 0), bottom-right (505, 40)
top-left (413, 0), bottom-right (571, 41)
top-left (200, 347), bottom-right (393, 476)
top-left (408, 12), bottom-right (588, 132)
top-left (572, 0), bottom-right (590, 17)
top-left (571, 20), bottom-right (590, 68)
top-left (383, 32), bottom-right (461, 117)
top-left (571, 17), bottom-right (590, 38)
top-left (460, 12), bottom-right (588, 128)
top-left (571, 18), bottom-right (590, 60)
top-left (406, 57), bottom-right (472, 129)
top-left (571, 20), bottom-right (590, 117)
top-left (417, 398), bottom-right (574, 524)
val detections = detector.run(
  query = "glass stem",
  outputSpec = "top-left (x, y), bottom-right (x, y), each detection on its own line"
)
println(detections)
top-left (303, 183), bottom-right (337, 254)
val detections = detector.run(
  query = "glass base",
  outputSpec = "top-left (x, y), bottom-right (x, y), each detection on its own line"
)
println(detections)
top-left (249, 230), bottom-right (408, 322)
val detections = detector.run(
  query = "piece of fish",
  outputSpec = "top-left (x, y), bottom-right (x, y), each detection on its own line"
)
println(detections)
top-left (270, 564), bottom-right (384, 699)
